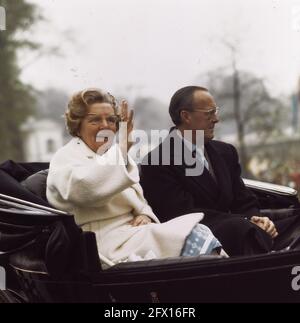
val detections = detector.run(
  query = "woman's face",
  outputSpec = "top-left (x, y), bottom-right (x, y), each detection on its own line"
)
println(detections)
top-left (79, 102), bottom-right (118, 153)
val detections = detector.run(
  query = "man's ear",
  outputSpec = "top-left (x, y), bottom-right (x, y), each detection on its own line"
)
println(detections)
top-left (180, 110), bottom-right (191, 124)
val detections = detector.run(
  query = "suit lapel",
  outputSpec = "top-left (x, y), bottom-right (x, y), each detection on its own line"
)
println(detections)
top-left (205, 141), bottom-right (233, 206)
top-left (165, 129), bottom-right (233, 207)
top-left (167, 129), bottom-right (220, 202)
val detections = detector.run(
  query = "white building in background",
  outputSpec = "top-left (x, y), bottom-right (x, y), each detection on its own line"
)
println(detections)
top-left (21, 117), bottom-right (64, 162)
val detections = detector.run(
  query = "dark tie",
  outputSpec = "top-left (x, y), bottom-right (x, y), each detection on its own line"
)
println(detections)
top-left (192, 149), bottom-right (209, 170)
top-left (204, 151), bottom-right (217, 182)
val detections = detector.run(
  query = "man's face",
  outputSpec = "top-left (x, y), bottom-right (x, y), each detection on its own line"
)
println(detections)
top-left (181, 90), bottom-right (219, 142)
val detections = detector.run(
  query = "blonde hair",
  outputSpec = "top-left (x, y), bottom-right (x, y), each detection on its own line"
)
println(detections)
top-left (65, 88), bottom-right (118, 137)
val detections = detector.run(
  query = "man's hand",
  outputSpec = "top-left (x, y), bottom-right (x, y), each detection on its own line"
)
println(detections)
top-left (250, 216), bottom-right (278, 238)
top-left (130, 215), bottom-right (152, 227)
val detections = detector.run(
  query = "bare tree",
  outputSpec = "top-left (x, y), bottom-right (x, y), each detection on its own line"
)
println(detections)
top-left (198, 43), bottom-right (286, 172)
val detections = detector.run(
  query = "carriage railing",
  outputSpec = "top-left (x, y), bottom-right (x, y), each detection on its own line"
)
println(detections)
top-left (243, 179), bottom-right (298, 196)
top-left (0, 193), bottom-right (69, 216)
top-left (0, 193), bottom-right (115, 268)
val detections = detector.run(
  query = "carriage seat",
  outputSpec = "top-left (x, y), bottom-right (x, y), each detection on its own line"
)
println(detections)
top-left (21, 169), bottom-right (49, 202)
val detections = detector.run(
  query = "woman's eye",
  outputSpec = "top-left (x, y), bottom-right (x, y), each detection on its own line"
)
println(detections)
top-left (107, 116), bottom-right (118, 123)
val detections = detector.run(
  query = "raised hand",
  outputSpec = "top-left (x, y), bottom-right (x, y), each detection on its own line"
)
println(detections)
top-left (120, 100), bottom-right (134, 135)
top-left (119, 100), bottom-right (134, 153)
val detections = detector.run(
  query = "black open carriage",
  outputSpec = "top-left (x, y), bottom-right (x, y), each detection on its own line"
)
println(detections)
top-left (1, 160), bottom-right (300, 303)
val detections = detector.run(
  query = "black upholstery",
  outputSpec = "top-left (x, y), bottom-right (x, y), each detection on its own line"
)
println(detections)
top-left (0, 160), bottom-right (102, 281)
top-left (0, 161), bottom-right (50, 207)
top-left (21, 170), bottom-right (49, 202)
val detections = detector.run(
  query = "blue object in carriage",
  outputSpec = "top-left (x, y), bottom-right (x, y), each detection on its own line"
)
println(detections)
top-left (181, 224), bottom-right (222, 256)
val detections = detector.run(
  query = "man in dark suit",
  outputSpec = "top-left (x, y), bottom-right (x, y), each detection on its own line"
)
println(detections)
top-left (140, 86), bottom-right (297, 256)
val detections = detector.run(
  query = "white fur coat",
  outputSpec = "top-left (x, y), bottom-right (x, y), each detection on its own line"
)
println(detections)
top-left (46, 137), bottom-right (203, 263)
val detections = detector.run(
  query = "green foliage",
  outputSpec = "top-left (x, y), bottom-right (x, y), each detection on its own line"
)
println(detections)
top-left (0, 0), bottom-right (40, 161)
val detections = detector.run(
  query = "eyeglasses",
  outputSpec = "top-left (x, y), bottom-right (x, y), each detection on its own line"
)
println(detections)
top-left (189, 107), bottom-right (220, 120)
top-left (85, 115), bottom-right (120, 126)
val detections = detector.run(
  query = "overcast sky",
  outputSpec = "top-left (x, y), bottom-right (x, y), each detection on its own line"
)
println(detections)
top-left (20, 0), bottom-right (300, 103)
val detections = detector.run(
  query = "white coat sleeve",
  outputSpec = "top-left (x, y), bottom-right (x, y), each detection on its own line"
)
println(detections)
top-left (47, 144), bottom-right (139, 208)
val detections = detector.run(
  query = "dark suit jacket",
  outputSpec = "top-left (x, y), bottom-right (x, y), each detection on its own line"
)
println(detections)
top-left (140, 129), bottom-right (300, 254)
top-left (140, 130), bottom-right (260, 230)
